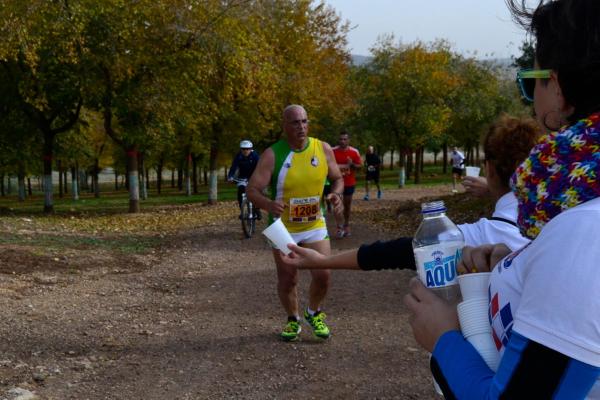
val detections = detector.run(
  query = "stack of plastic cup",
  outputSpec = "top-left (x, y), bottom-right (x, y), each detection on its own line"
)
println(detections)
top-left (457, 272), bottom-right (499, 371)
top-left (262, 218), bottom-right (296, 255)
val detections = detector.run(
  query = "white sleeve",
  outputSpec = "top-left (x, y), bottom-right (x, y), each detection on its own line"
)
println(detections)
top-left (512, 209), bottom-right (600, 367)
top-left (458, 220), bottom-right (485, 247)
top-left (459, 219), bottom-right (529, 250)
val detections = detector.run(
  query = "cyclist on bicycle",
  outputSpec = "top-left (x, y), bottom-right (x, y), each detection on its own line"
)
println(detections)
top-left (228, 140), bottom-right (261, 219)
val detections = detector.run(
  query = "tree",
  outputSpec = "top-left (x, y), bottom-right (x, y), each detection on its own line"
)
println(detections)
top-left (79, 0), bottom-right (223, 211)
top-left (356, 39), bottom-right (459, 184)
top-left (512, 39), bottom-right (535, 70)
top-left (0, 1), bottom-right (84, 212)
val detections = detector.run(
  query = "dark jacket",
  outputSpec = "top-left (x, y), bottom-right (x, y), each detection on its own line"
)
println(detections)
top-left (228, 151), bottom-right (259, 180)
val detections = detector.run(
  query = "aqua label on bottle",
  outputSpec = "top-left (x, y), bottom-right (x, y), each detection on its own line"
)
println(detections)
top-left (413, 241), bottom-right (463, 289)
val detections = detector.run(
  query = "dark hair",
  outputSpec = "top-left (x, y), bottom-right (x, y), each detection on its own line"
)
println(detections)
top-left (339, 130), bottom-right (350, 137)
top-left (507, 0), bottom-right (600, 123)
top-left (484, 115), bottom-right (541, 189)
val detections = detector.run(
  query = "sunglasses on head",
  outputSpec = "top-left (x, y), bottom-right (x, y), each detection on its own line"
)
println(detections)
top-left (516, 69), bottom-right (552, 102)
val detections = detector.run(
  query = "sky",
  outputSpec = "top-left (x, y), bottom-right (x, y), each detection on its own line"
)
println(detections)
top-left (324, 0), bottom-right (528, 59)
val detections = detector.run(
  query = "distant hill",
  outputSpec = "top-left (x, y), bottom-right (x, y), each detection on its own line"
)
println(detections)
top-left (351, 54), bottom-right (517, 79)
top-left (480, 57), bottom-right (517, 79)
top-left (351, 54), bottom-right (372, 66)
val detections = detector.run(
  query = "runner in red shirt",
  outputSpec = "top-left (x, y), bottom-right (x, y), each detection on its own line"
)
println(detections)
top-left (332, 131), bottom-right (362, 238)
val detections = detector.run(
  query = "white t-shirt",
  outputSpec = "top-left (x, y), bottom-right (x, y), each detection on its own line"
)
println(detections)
top-left (459, 192), bottom-right (530, 251)
top-left (489, 197), bottom-right (600, 398)
top-left (451, 151), bottom-right (465, 169)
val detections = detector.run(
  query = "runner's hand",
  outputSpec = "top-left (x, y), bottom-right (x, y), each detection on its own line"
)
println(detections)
top-left (403, 277), bottom-right (459, 353)
top-left (326, 193), bottom-right (344, 215)
top-left (268, 200), bottom-right (285, 217)
top-left (281, 244), bottom-right (326, 268)
top-left (457, 244), bottom-right (511, 274)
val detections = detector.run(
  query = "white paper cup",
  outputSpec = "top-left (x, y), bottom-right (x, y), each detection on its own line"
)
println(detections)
top-left (457, 298), bottom-right (489, 315)
top-left (458, 273), bottom-right (491, 301)
top-left (466, 333), bottom-right (496, 352)
top-left (465, 331), bottom-right (500, 372)
top-left (458, 297), bottom-right (490, 340)
top-left (465, 166), bottom-right (481, 177)
top-left (458, 309), bottom-right (489, 328)
top-left (433, 377), bottom-right (443, 396)
top-left (262, 218), bottom-right (296, 255)
top-left (460, 318), bottom-right (491, 338)
top-left (479, 353), bottom-right (500, 371)
top-left (466, 336), bottom-right (500, 372)
top-left (477, 348), bottom-right (500, 360)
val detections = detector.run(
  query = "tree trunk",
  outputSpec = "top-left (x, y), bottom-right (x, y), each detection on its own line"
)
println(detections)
top-left (414, 146), bottom-right (422, 184)
top-left (93, 158), bottom-right (100, 198)
top-left (114, 169), bottom-right (119, 190)
top-left (80, 170), bottom-right (88, 191)
top-left (58, 160), bottom-right (64, 198)
top-left (146, 168), bottom-right (150, 191)
top-left (389, 149), bottom-right (394, 170)
top-left (171, 169), bottom-right (175, 188)
top-left (420, 147), bottom-right (425, 173)
top-left (398, 149), bottom-right (406, 188)
top-left (208, 144), bottom-right (219, 204)
top-left (476, 146), bottom-right (480, 165)
top-left (125, 163), bottom-right (130, 190)
top-left (71, 165), bottom-right (79, 201)
top-left (177, 164), bottom-right (183, 191)
top-left (63, 170), bottom-right (68, 194)
top-left (442, 142), bottom-right (448, 174)
top-left (27, 178), bottom-right (32, 196)
top-left (406, 150), bottom-right (413, 181)
top-left (89, 170), bottom-right (94, 193)
top-left (156, 159), bottom-right (163, 195)
top-left (17, 162), bottom-right (26, 202)
top-left (192, 154), bottom-right (198, 194)
top-left (203, 168), bottom-right (208, 185)
top-left (126, 148), bottom-right (140, 213)
top-left (185, 153), bottom-right (192, 196)
top-left (43, 131), bottom-right (56, 213)
top-left (7, 175), bottom-right (12, 194)
top-left (0, 174), bottom-right (4, 196)
top-left (139, 152), bottom-right (147, 200)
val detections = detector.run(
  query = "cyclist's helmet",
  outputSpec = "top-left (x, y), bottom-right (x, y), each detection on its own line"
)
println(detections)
top-left (240, 140), bottom-right (253, 149)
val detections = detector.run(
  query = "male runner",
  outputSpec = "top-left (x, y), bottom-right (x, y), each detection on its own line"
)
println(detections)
top-left (247, 105), bottom-right (344, 341)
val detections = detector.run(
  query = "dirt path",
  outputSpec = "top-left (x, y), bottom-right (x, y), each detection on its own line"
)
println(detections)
top-left (0, 185), bottom-right (462, 400)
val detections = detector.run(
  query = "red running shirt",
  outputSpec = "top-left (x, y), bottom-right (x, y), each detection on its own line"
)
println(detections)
top-left (333, 146), bottom-right (362, 187)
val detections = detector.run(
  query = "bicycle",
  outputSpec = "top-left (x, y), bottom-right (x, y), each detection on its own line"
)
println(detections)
top-left (231, 178), bottom-right (258, 238)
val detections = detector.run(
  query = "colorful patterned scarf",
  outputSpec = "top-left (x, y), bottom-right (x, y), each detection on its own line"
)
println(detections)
top-left (510, 112), bottom-right (600, 239)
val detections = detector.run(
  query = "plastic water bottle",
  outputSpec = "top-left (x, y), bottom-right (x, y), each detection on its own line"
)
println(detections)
top-left (412, 200), bottom-right (464, 303)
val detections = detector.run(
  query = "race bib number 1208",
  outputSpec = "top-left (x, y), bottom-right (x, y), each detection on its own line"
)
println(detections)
top-left (289, 196), bottom-right (321, 223)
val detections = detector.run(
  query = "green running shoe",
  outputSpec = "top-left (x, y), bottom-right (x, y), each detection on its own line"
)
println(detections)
top-left (304, 310), bottom-right (330, 339)
top-left (281, 319), bottom-right (301, 341)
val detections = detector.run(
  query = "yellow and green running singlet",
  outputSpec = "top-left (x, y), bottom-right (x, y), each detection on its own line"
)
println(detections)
top-left (270, 137), bottom-right (328, 233)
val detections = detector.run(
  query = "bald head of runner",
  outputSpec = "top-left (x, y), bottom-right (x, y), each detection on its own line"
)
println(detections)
top-left (283, 105), bottom-right (309, 150)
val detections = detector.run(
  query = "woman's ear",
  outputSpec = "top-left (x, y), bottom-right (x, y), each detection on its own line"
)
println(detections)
top-left (551, 71), bottom-right (575, 117)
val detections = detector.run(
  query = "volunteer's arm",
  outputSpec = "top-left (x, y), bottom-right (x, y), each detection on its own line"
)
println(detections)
top-left (283, 237), bottom-right (416, 271)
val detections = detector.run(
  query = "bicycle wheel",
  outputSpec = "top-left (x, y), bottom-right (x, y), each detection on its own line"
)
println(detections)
top-left (241, 198), bottom-right (256, 238)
